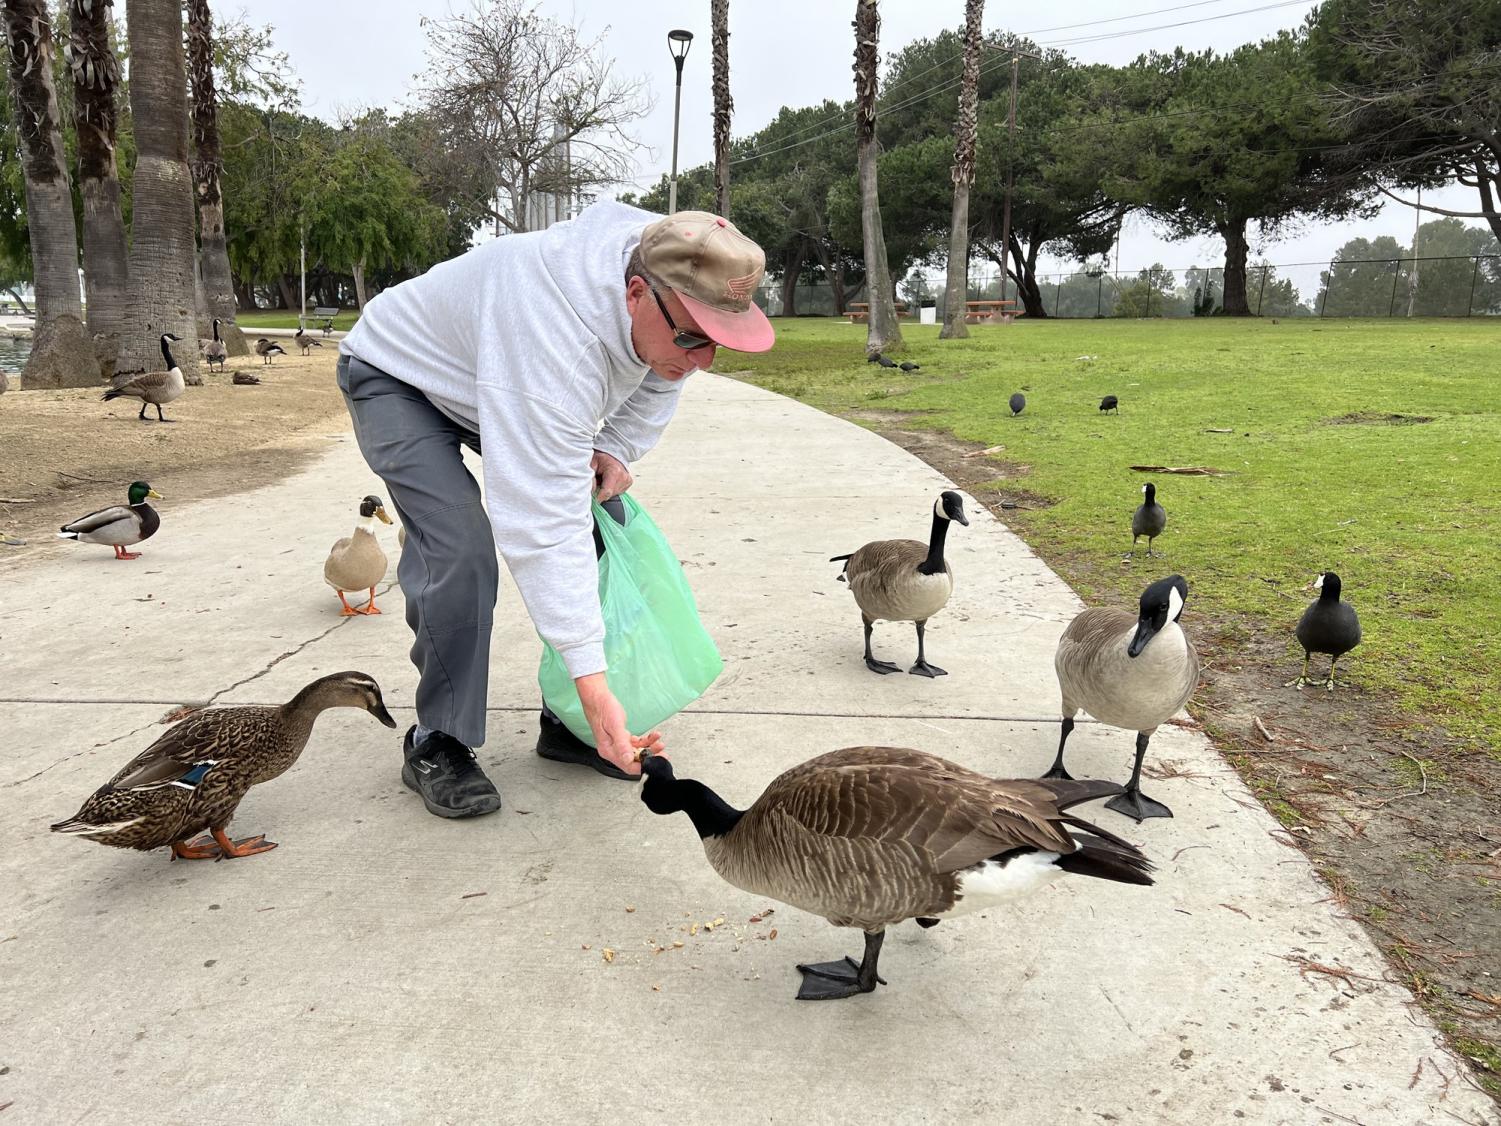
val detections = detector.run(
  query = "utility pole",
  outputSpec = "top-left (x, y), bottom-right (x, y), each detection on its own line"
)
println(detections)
top-left (996, 49), bottom-right (1040, 306)
top-left (1406, 184), bottom-right (1422, 317)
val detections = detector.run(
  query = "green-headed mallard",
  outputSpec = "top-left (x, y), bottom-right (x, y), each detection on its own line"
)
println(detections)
top-left (57, 481), bottom-right (163, 560)
top-left (325, 495), bottom-right (393, 615)
top-left (101, 334), bottom-right (184, 422)
top-left (51, 672), bottom-right (397, 860)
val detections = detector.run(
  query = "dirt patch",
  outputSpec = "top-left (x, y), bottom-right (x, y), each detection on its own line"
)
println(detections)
top-left (0, 348), bottom-right (349, 569)
top-left (1324, 411), bottom-right (1435, 426)
top-left (847, 414), bottom-right (1058, 511)
top-left (852, 412), bottom-right (1501, 1104)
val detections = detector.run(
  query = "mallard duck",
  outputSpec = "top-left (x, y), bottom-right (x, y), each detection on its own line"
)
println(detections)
top-left (51, 672), bottom-right (397, 859)
top-left (1129, 483), bottom-right (1166, 558)
top-left (640, 747), bottom-right (1153, 1000)
top-left (830, 490), bottom-right (968, 677)
top-left (101, 334), bottom-right (184, 421)
top-left (293, 328), bottom-right (323, 355)
top-left (57, 481), bottom-right (162, 560)
top-left (1045, 576), bottom-right (1200, 822)
top-left (204, 318), bottom-right (228, 371)
top-left (1288, 571), bottom-right (1361, 690)
top-left (255, 338), bottom-right (286, 365)
top-left (325, 494), bottom-right (393, 615)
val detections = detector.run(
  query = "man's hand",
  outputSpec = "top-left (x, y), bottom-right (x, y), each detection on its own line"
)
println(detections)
top-left (590, 450), bottom-right (633, 504)
top-left (575, 672), bottom-right (664, 775)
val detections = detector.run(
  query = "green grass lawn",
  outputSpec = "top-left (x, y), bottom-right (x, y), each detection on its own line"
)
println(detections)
top-left (726, 317), bottom-right (1501, 756)
top-left (234, 309), bottom-right (362, 333)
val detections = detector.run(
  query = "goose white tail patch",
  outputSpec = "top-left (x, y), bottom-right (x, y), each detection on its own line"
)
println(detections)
top-left (934, 851), bottom-right (1064, 919)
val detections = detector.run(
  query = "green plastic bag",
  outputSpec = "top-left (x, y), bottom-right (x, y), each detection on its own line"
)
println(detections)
top-left (538, 494), bottom-right (722, 746)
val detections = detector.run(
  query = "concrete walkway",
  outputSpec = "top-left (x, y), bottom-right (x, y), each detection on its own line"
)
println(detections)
top-left (1, 375), bottom-right (1493, 1125)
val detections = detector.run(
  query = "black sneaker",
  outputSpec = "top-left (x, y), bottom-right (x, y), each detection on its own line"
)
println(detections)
top-left (535, 709), bottom-right (634, 781)
top-left (401, 727), bottom-right (503, 818)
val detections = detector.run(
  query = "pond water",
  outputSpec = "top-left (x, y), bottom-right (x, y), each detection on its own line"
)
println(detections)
top-left (0, 334), bottom-right (32, 372)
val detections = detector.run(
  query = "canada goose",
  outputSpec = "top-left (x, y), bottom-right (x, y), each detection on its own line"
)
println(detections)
top-left (324, 495), bottom-right (392, 615)
top-left (255, 338), bottom-right (286, 365)
top-left (830, 490), bottom-right (969, 677)
top-left (51, 672), bottom-right (396, 859)
top-left (1288, 572), bottom-right (1361, 690)
top-left (1044, 575), bottom-right (1199, 822)
top-left (294, 328), bottom-right (323, 355)
top-left (58, 481), bottom-right (162, 560)
top-left (232, 370), bottom-right (261, 386)
top-left (899, 361), bottom-right (920, 372)
top-left (1129, 483), bottom-right (1166, 558)
top-left (100, 334), bottom-right (184, 422)
top-left (203, 319), bottom-right (228, 371)
top-left (639, 746), bottom-right (1153, 1000)
top-left (1009, 392), bottom-right (1026, 416)
top-left (1099, 395), bottom-right (1119, 413)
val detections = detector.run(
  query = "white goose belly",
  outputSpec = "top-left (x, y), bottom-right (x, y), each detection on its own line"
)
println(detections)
top-left (853, 569), bottom-right (953, 623)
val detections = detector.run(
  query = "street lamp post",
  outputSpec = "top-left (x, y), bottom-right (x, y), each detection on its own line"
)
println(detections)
top-left (667, 28), bottom-right (694, 215)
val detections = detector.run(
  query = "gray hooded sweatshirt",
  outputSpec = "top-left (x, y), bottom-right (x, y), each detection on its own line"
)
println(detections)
top-left (340, 200), bottom-right (682, 679)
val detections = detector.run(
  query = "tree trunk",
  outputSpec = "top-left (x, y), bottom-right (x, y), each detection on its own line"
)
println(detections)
top-left (275, 273), bottom-right (296, 311)
top-left (185, 0), bottom-right (247, 356)
top-left (779, 242), bottom-right (804, 317)
top-left (809, 239), bottom-right (847, 313)
top-left (3, 0), bottom-right (98, 387)
top-left (853, 0), bottom-right (901, 354)
top-left (351, 258), bottom-right (369, 310)
top-left (67, 0), bottom-right (130, 380)
top-left (232, 277), bottom-right (253, 310)
top-left (1015, 227), bottom-right (1047, 319)
top-left (711, 0), bottom-right (731, 218)
top-left (1220, 219), bottom-right (1251, 315)
top-left (940, 0), bottom-right (984, 340)
top-left (119, 0), bottom-right (199, 379)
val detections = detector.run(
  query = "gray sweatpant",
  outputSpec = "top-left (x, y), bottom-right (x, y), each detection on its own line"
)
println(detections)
top-left (338, 354), bottom-right (499, 747)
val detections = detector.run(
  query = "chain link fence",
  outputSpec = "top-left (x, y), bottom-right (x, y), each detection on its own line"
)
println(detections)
top-left (754, 255), bottom-right (1501, 319)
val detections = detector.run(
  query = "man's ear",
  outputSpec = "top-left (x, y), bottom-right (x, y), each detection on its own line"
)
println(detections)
top-left (624, 274), bottom-right (648, 315)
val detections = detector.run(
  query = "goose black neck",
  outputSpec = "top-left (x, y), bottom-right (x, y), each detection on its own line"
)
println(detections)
top-left (675, 779), bottom-right (745, 839)
top-left (212, 320), bottom-right (222, 342)
top-left (918, 510), bottom-right (951, 576)
top-left (160, 336), bottom-right (175, 369)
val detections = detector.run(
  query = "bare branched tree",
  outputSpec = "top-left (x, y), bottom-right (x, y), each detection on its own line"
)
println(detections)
top-left (414, 0), bottom-right (650, 235)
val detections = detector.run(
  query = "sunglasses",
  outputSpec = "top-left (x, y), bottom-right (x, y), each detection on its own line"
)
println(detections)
top-left (648, 284), bottom-right (714, 352)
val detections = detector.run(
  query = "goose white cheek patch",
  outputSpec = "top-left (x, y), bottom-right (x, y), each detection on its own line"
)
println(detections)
top-left (1168, 584), bottom-right (1184, 622)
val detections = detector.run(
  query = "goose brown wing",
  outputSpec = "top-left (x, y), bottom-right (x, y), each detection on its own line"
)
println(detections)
top-left (114, 370), bottom-right (172, 396)
top-left (845, 540), bottom-right (928, 587)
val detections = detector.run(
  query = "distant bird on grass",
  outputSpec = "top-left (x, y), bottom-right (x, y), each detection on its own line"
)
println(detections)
top-left (101, 334), bottom-right (184, 422)
top-left (294, 328), bottom-right (324, 355)
top-left (899, 361), bottom-right (921, 372)
top-left (1129, 483), bottom-right (1166, 558)
top-left (255, 338), bottom-right (286, 365)
top-left (1009, 392), bottom-right (1026, 416)
top-left (58, 481), bottom-right (162, 560)
top-left (232, 370), bottom-right (261, 386)
top-left (1099, 395), bottom-right (1119, 414)
top-left (1288, 572), bottom-right (1361, 691)
top-left (875, 353), bottom-right (898, 368)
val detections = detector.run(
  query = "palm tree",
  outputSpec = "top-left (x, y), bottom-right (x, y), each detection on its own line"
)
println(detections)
top-left (119, 0), bottom-right (199, 379)
top-left (67, 0), bottom-right (130, 375)
top-left (186, 0), bottom-right (246, 356)
top-left (2, 0), bottom-right (98, 387)
top-left (940, 0), bottom-right (984, 340)
top-left (852, 0), bottom-right (901, 354)
top-left (711, 0), bottom-right (731, 218)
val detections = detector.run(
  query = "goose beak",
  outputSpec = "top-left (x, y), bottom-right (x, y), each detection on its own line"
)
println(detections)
top-left (375, 506), bottom-right (393, 525)
top-left (369, 699), bottom-right (398, 728)
top-left (1127, 619), bottom-right (1157, 658)
top-left (147, 489), bottom-right (163, 500)
top-left (954, 509), bottom-right (970, 526)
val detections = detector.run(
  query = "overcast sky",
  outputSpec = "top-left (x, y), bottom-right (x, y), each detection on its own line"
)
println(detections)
top-left (244, 0), bottom-right (1481, 294)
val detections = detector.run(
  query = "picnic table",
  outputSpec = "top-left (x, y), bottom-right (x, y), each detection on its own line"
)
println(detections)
top-left (965, 299), bottom-right (1019, 323)
top-left (847, 301), bottom-right (910, 323)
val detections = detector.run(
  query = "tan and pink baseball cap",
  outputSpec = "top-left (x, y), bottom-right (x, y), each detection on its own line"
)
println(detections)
top-left (639, 211), bottom-right (775, 353)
